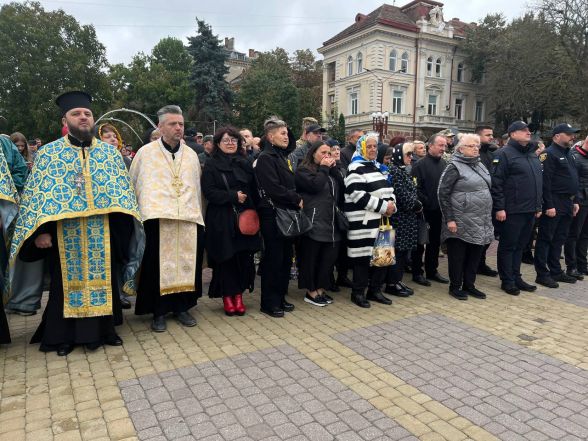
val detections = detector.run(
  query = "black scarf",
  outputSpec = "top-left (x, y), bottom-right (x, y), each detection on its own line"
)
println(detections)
top-left (212, 149), bottom-right (251, 184)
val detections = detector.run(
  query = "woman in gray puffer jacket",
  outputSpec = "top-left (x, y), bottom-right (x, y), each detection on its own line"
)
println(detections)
top-left (438, 133), bottom-right (494, 301)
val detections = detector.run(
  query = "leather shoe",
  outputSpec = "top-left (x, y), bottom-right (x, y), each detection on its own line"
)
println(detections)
top-left (57, 344), bottom-right (74, 356)
top-left (553, 273), bottom-right (576, 284)
top-left (260, 307), bottom-right (284, 318)
top-left (282, 300), bottom-right (295, 312)
top-left (366, 290), bottom-right (392, 305)
top-left (535, 276), bottom-right (559, 288)
top-left (384, 284), bottom-right (410, 297)
top-left (566, 269), bottom-right (584, 281)
top-left (516, 279), bottom-right (537, 292)
top-left (449, 288), bottom-right (468, 300)
top-left (501, 284), bottom-right (520, 296)
top-left (398, 282), bottom-right (414, 295)
top-left (464, 286), bottom-right (486, 299)
top-left (477, 265), bottom-right (498, 277)
top-left (336, 276), bottom-right (353, 288)
top-left (428, 273), bottom-right (449, 284)
top-left (151, 315), bottom-right (167, 332)
top-left (106, 335), bottom-right (123, 346)
top-left (578, 268), bottom-right (588, 276)
top-left (120, 296), bottom-right (132, 309)
top-left (175, 311), bottom-right (197, 327)
top-left (351, 294), bottom-right (371, 308)
top-left (412, 274), bottom-right (431, 286)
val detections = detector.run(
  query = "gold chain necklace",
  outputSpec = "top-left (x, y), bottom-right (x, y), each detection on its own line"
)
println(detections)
top-left (159, 141), bottom-right (184, 198)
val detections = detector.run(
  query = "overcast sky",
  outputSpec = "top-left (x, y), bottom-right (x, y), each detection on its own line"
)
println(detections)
top-left (10, 0), bottom-right (529, 64)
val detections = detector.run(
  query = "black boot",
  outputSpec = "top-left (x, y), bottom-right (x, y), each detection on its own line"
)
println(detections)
top-left (351, 293), bottom-right (371, 308)
top-left (384, 283), bottom-right (410, 297)
top-left (366, 289), bottom-right (392, 305)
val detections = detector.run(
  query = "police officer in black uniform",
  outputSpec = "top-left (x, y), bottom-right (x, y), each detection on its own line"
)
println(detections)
top-left (491, 121), bottom-right (543, 295)
top-left (534, 123), bottom-right (581, 288)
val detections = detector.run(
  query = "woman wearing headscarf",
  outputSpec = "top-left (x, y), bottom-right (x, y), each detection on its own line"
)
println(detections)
top-left (295, 140), bottom-right (344, 306)
top-left (98, 123), bottom-right (132, 169)
top-left (202, 126), bottom-right (262, 316)
top-left (254, 117), bottom-right (301, 317)
top-left (344, 132), bottom-right (396, 308)
top-left (438, 133), bottom-right (494, 300)
top-left (383, 143), bottom-right (422, 296)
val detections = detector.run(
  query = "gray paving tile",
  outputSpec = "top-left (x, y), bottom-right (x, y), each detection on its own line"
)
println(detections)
top-left (119, 345), bottom-right (416, 440)
top-left (334, 313), bottom-right (588, 441)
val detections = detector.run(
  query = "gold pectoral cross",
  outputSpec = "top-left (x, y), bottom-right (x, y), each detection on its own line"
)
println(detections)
top-left (75, 172), bottom-right (85, 196)
top-left (172, 176), bottom-right (183, 197)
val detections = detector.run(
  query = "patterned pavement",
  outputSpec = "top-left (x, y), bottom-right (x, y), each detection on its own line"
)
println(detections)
top-left (1, 249), bottom-right (588, 440)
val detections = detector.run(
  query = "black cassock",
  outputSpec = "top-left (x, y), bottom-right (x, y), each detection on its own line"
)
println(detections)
top-left (19, 213), bottom-right (134, 352)
top-left (134, 219), bottom-right (203, 317)
top-left (0, 301), bottom-right (9, 344)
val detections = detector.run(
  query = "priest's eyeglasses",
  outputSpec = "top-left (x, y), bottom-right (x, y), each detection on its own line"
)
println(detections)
top-left (221, 137), bottom-right (238, 145)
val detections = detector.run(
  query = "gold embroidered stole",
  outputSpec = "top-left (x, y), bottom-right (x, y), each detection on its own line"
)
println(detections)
top-left (57, 214), bottom-right (112, 318)
top-left (159, 219), bottom-right (197, 295)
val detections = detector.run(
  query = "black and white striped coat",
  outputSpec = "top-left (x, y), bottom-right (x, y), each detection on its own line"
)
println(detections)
top-left (344, 161), bottom-right (396, 262)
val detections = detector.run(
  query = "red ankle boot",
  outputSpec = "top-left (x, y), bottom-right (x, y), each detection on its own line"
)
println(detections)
top-left (223, 296), bottom-right (236, 316)
top-left (233, 294), bottom-right (246, 316)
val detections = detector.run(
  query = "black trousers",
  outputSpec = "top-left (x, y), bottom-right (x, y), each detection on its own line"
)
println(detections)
top-left (335, 237), bottom-right (350, 281)
top-left (411, 210), bottom-right (442, 277)
top-left (534, 201), bottom-right (573, 278)
top-left (259, 210), bottom-right (294, 311)
top-left (446, 239), bottom-right (484, 290)
top-left (564, 204), bottom-right (588, 272)
top-left (497, 212), bottom-right (535, 286)
top-left (352, 262), bottom-right (387, 296)
top-left (386, 249), bottom-right (409, 285)
top-left (298, 237), bottom-right (339, 292)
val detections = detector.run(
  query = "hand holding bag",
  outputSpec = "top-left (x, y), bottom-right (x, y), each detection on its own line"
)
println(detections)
top-left (221, 174), bottom-right (260, 236)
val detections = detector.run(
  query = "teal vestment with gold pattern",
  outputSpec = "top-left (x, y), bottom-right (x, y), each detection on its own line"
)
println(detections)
top-left (8, 136), bottom-right (144, 319)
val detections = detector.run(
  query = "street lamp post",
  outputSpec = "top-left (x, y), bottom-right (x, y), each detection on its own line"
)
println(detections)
top-left (371, 111), bottom-right (389, 139)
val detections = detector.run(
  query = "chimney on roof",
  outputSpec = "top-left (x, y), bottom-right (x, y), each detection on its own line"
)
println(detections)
top-left (355, 13), bottom-right (367, 23)
top-left (224, 37), bottom-right (235, 51)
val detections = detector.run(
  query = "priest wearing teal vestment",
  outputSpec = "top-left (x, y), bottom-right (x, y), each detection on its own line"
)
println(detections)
top-left (8, 91), bottom-right (145, 356)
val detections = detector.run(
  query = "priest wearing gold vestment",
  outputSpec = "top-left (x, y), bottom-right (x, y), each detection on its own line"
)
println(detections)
top-left (9, 91), bottom-right (145, 356)
top-left (130, 105), bottom-right (205, 332)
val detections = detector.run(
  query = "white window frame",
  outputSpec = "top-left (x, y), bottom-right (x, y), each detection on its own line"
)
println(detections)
top-left (455, 98), bottom-right (464, 120)
top-left (349, 87), bottom-right (359, 115)
top-left (426, 57), bottom-right (433, 77)
top-left (347, 56), bottom-right (353, 76)
top-left (435, 58), bottom-right (442, 78)
top-left (457, 63), bottom-right (464, 82)
top-left (389, 49), bottom-right (397, 71)
top-left (357, 52), bottom-right (363, 74)
top-left (392, 90), bottom-right (403, 114)
top-left (428, 94), bottom-right (438, 115)
top-left (400, 52), bottom-right (409, 73)
top-left (475, 101), bottom-right (484, 121)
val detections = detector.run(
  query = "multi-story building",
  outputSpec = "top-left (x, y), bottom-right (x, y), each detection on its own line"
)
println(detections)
top-left (223, 37), bottom-right (258, 88)
top-left (318, 1), bottom-right (488, 141)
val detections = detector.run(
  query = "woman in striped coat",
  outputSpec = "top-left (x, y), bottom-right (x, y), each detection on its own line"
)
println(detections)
top-left (344, 133), bottom-right (397, 308)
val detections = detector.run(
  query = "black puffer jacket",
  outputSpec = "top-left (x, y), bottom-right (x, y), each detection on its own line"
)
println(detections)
top-left (295, 165), bottom-right (344, 243)
top-left (572, 144), bottom-right (588, 206)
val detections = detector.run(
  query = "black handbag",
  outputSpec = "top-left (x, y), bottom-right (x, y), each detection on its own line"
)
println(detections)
top-left (417, 215), bottom-right (430, 245)
top-left (335, 207), bottom-right (349, 231)
top-left (275, 207), bottom-right (312, 237)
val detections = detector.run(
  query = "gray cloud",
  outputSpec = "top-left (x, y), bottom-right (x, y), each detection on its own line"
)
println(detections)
top-left (25, 0), bottom-right (528, 63)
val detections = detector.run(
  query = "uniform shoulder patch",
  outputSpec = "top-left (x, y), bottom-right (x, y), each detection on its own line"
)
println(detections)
top-left (539, 152), bottom-right (547, 162)
top-left (492, 158), bottom-right (499, 163)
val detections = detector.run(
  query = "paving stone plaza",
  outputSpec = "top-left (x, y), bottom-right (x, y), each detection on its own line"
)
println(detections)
top-left (2, 251), bottom-right (588, 440)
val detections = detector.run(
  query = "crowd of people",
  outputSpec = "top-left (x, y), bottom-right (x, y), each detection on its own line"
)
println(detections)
top-left (1, 90), bottom-right (587, 357)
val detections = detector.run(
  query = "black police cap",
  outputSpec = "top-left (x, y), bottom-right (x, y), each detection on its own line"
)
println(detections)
top-left (552, 123), bottom-right (580, 136)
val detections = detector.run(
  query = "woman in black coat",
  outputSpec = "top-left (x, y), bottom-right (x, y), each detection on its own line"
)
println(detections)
top-left (384, 144), bottom-right (421, 296)
top-left (254, 118), bottom-right (301, 318)
top-left (295, 141), bottom-right (345, 306)
top-left (202, 126), bottom-right (261, 316)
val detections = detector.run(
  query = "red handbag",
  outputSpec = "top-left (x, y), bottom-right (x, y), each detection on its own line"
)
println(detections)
top-left (235, 208), bottom-right (260, 236)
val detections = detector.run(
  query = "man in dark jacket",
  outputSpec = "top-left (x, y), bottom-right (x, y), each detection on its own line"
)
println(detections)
top-left (491, 121), bottom-right (543, 295)
top-left (288, 124), bottom-right (325, 172)
top-left (410, 134), bottom-right (449, 286)
top-left (475, 125), bottom-right (499, 277)
top-left (340, 129), bottom-right (364, 169)
top-left (534, 123), bottom-right (581, 287)
top-left (564, 136), bottom-right (588, 277)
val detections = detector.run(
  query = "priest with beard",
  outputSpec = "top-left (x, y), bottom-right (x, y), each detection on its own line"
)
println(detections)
top-left (130, 105), bottom-right (204, 332)
top-left (8, 91), bottom-right (145, 356)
